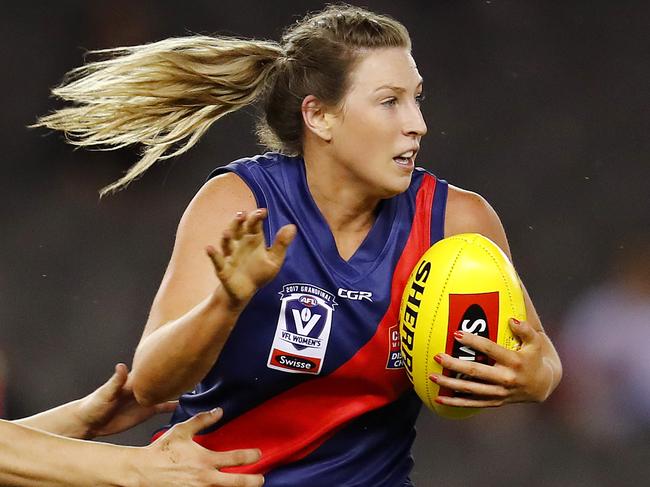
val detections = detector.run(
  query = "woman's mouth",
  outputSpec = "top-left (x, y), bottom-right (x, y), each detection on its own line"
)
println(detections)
top-left (394, 150), bottom-right (416, 167)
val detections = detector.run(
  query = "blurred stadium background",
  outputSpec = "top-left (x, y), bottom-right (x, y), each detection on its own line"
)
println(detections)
top-left (1, 1), bottom-right (648, 485)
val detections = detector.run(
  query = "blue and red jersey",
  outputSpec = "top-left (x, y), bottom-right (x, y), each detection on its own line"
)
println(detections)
top-left (156, 153), bottom-right (448, 486)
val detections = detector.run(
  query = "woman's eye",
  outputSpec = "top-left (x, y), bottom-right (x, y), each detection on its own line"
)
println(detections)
top-left (381, 97), bottom-right (397, 107)
top-left (415, 93), bottom-right (425, 106)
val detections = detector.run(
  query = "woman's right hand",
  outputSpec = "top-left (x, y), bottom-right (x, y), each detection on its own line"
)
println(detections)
top-left (137, 408), bottom-right (264, 487)
top-left (207, 209), bottom-right (296, 308)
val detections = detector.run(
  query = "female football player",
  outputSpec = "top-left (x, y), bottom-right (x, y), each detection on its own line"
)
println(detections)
top-left (35, 5), bottom-right (562, 486)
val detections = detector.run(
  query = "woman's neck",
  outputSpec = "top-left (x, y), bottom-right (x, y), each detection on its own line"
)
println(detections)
top-left (303, 152), bottom-right (379, 234)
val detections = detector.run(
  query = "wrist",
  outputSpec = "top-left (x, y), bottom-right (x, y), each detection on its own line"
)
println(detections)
top-left (66, 399), bottom-right (95, 439)
top-left (211, 281), bottom-right (250, 313)
top-left (71, 397), bottom-right (106, 440)
top-left (535, 359), bottom-right (556, 402)
top-left (537, 332), bottom-right (562, 402)
top-left (116, 446), bottom-right (146, 487)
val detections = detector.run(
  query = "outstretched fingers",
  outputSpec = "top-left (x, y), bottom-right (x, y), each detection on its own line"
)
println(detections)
top-left (268, 224), bottom-right (297, 263)
top-left (212, 448), bottom-right (262, 468)
top-left (206, 245), bottom-right (225, 273)
top-left (173, 408), bottom-right (223, 437)
top-left (151, 407), bottom-right (265, 487)
top-left (180, 409), bottom-right (264, 486)
top-left (229, 211), bottom-right (247, 240)
top-left (205, 209), bottom-right (295, 305)
top-left (153, 400), bottom-right (179, 415)
top-left (243, 209), bottom-right (267, 235)
top-left (221, 229), bottom-right (235, 257)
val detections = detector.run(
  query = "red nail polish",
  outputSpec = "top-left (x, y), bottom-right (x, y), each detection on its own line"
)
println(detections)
top-left (454, 331), bottom-right (464, 340)
top-left (512, 318), bottom-right (520, 325)
top-left (434, 354), bottom-right (443, 364)
top-left (430, 374), bottom-right (438, 383)
top-left (435, 397), bottom-right (444, 405)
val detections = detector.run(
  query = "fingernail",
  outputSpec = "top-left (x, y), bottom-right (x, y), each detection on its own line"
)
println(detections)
top-left (434, 354), bottom-right (443, 364)
top-left (430, 374), bottom-right (438, 383)
top-left (453, 330), bottom-right (464, 340)
top-left (435, 397), bottom-right (445, 405)
top-left (511, 318), bottom-right (520, 325)
top-left (236, 211), bottom-right (244, 217)
top-left (210, 407), bottom-right (222, 415)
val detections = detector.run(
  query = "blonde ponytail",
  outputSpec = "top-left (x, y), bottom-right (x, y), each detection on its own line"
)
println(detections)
top-left (34, 36), bottom-right (282, 195)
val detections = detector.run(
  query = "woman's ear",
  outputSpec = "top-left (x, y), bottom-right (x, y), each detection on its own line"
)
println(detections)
top-left (301, 95), bottom-right (335, 142)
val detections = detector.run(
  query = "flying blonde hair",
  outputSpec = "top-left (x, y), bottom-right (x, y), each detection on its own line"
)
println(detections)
top-left (34, 5), bottom-right (410, 195)
top-left (35, 36), bottom-right (281, 195)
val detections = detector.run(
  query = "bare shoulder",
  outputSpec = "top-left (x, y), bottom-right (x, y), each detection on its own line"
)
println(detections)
top-left (444, 184), bottom-right (512, 258)
top-left (172, 170), bottom-right (258, 277)
top-left (179, 171), bottom-right (257, 233)
top-left (144, 172), bottom-right (256, 332)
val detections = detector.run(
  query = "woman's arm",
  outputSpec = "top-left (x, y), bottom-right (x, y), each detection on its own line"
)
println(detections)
top-left (0, 419), bottom-right (137, 487)
top-left (1, 409), bottom-right (263, 487)
top-left (130, 172), bottom-right (296, 406)
top-left (432, 185), bottom-right (562, 406)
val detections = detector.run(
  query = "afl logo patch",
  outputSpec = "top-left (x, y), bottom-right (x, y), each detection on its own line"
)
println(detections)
top-left (267, 283), bottom-right (337, 375)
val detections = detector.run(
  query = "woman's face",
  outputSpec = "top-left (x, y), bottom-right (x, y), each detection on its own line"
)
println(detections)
top-left (328, 47), bottom-right (427, 197)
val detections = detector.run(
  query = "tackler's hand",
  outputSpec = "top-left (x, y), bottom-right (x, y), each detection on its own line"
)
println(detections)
top-left (76, 363), bottom-right (177, 439)
top-left (429, 319), bottom-right (555, 408)
top-left (206, 209), bottom-right (296, 308)
top-left (141, 408), bottom-right (265, 487)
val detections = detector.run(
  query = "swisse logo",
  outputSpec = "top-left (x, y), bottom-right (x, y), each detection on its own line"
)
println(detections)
top-left (271, 351), bottom-right (319, 371)
top-left (400, 259), bottom-right (432, 382)
top-left (440, 292), bottom-right (499, 398)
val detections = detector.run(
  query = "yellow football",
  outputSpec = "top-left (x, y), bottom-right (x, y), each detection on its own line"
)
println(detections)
top-left (399, 233), bottom-right (526, 419)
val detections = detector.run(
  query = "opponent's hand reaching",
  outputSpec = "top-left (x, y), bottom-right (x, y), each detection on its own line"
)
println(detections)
top-left (207, 209), bottom-right (296, 307)
top-left (137, 408), bottom-right (264, 487)
top-left (75, 363), bottom-right (176, 438)
top-left (430, 319), bottom-right (556, 408)
top-left (17, 363), bottom-right (176, 439)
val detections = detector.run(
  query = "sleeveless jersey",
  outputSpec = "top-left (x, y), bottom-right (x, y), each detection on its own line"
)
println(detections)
top-left (155, 153), bottom-right (448, 486)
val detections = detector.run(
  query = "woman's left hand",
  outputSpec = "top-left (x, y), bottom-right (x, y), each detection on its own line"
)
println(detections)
top-left (430, 319), bottom-right (556, 407)
top-left (75, 363), bottom-right (177, 438)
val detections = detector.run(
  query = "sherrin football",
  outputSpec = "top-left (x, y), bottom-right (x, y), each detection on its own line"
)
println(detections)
top-left (399, 233), bottom-right (526, 419)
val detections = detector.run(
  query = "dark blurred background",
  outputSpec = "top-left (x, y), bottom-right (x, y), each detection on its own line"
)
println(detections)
top-left (1, 1), bottom-right (648, 485)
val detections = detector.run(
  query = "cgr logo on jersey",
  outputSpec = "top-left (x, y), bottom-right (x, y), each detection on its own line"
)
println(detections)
top-left (267, 283), bottom-right (337, 375)
top-left (337, 288), bottom-right (373, 302)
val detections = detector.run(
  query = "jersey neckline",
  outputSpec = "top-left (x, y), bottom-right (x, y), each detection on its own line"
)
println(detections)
top-left (288, 156), bottom-right (401, 280)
